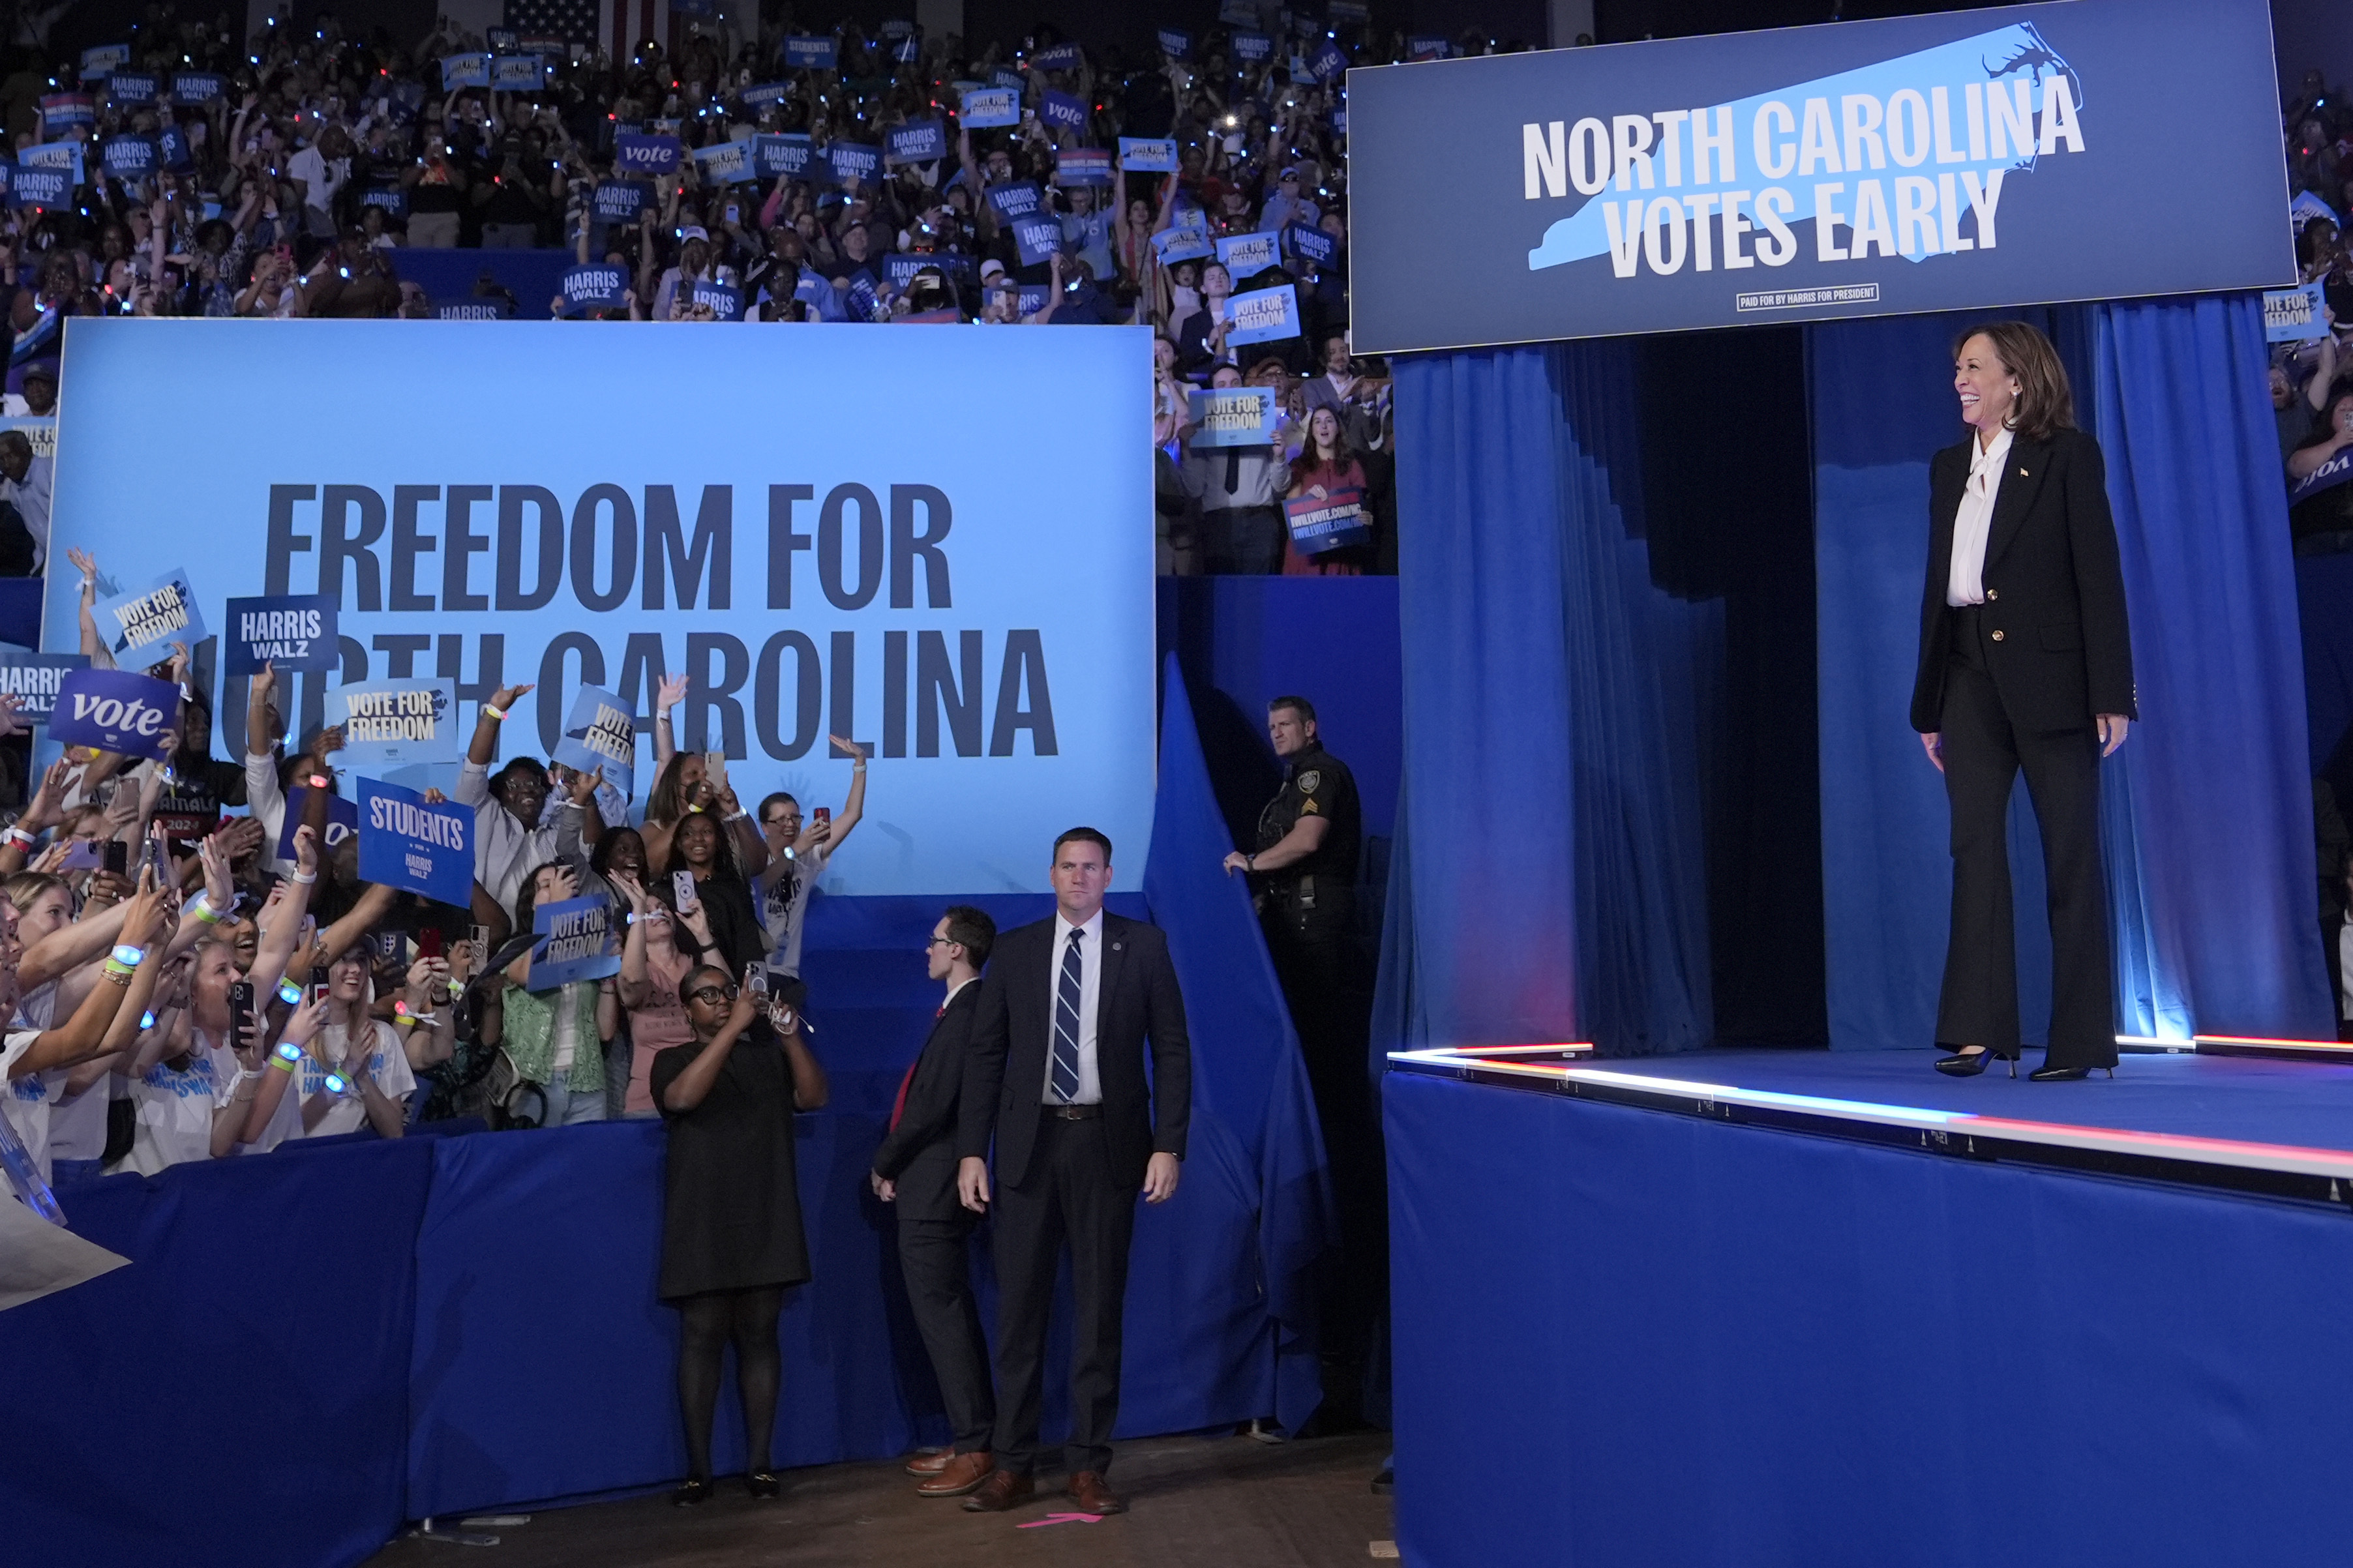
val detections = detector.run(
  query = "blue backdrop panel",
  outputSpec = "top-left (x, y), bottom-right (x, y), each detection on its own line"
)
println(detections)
top-left (2089, 295), bottom-right (2335, 1040)
top-left (0, 1139), bottom-right (435, 1568)
top-left (1385, 1071), bottom-right (2353, 1568)
top-left (387, 247), bottom-right (575, 319)
top-left (2298, 552), bottom-right (2353, 786)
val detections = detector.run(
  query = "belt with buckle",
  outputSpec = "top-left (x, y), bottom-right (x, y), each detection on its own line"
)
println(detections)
top-left (1043, 1102), bottom-right (1103, 1120)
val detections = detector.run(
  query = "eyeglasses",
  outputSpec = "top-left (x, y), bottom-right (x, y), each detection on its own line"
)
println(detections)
top-left (685, 984), bottom-right (738, 1004)
top-left (925, 936), bottom-right (957, 949)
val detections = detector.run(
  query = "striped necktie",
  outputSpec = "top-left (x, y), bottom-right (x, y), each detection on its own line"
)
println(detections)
top-left (1051, 928), bottom-right (1084, 1102)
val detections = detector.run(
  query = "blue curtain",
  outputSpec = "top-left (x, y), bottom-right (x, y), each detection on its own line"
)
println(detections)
top-left (1377, 345), bottom-right (1713, 1060)
top-left (1811, 296), bottom-right (2331, 1048)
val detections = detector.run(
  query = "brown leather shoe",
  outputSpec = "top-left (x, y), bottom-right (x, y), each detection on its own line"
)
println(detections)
top-left (1066, 1470), bottom-right (1126, 1515)
top-left (903, 1449), bottom-right (953, 1477)
top-left (959, 1469), bottom-right (1036, 1513)
top-left (916, 1451), bottom-right (996, 1498)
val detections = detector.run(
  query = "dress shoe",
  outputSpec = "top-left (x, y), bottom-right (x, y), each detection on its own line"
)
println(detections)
top-left (1066, 1470), bottom-right (1126, 1516)
top-left (2029, 1064), bottom-right (2114, 1082)
top-left (904, 1449), bottom-right (954, 1477)
top-left (1934, 1046), bottom-right (2016, 1078)
top-left (670, 1477), bottom-right (712, 1507)
top-left (960, 1470), bottom-right (1036, 1513)
top-left (745, 1470), bottom-right (781, 1500)
top-left (916, 1451), bottom-right (996, 1498)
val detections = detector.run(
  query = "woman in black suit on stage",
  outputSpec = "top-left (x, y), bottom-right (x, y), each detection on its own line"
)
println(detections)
top-left (1911, 321), bottom-right (2136, 1082)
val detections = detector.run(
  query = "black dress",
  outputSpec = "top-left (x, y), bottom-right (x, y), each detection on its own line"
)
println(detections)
top-left (649, 1031), bottom-right (810, 1301)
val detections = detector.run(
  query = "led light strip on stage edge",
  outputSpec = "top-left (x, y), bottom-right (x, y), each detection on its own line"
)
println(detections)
top-left (1387, 1046), bottom-right (2353, 1210)
top-left (2193, 1034), bottom-right (2353, 1063)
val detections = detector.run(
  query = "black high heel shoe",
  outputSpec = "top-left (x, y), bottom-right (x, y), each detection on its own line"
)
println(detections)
top-left (1934, 1046), bottom-right (2016, 1078)
top-left (2029, 1064), bottom-right (2116, 1082)
top-left (670, 1477), bottom-right (713, 1507)
top-left (746, 1471), bottom-right (781, 1499)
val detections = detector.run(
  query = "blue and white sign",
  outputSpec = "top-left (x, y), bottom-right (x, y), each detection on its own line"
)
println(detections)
top-left (561, 263), bottom-right (631, 314)
top-left (6, 167), bottom-right (70, 211)
top-left (20, 142), bottom-right (86, 183)
top-left (529, 894), bottom-right (621, 988)
top-left (1010, 214), bottom-right (1064, 267)
top-left (277, 786), bottom-right (360, 859)
top-left (2264, 283), bottom-right (2331, 342)
top-left (0, 653), bottom-right (90, 723)
top-left (986, 180), bottom-right (1044, 220)
top-left (961, 87), bottom-right (1021, 128)
top-left (334, 679), bottom-right (460, 770)
top-left (826, 141), bottom-right (882, 186)
top-left (1407, 36), bottom-right (1449, 60)
top-left (1119, 138), bottom-right (1178, 173)
top-left (1215, 230), bottom-right (1281, 277)
top-left (753, 134), bottom-right (813, 177)
top-left (1057, 147), bottom-right (1112, 186)
top-left (158, 126), bottom-right (193, 172)
top-left (47, 319), bottom-right (1156, 895)
top-left (37, 95), bottom-right (93, 134)
top-left (491, 53), bottom-right (545, 91)
top-left (1152, 226), bottom-right (1215, 265)
top-left (785, 36), bottom-right (837, 71)
top-left (95, 570), bottom-right (204, 662)
top-left (106, 72), bottom-right (158, 105)
top-left (887, 119), bottom-right (948, 165)
top-left (552, 683), bottom-right (639, 799)
top-left (1032, 43), bottom-right (1083, 72)
top-left (1040, 91), bottom-right (1088, 134)
top-left (50, 668), bottom-right (178, 761)
top-left (1286, 222), bottom-right (1338, 266)
top-left (1186, 387), bottom-right (1281, 446)
top-left (614, 132), bottom-right (682, 175)
top-left (1223, 283), bottom-right (1301, 344)
top-left (1232, 32), bottom-right (1273, 63)
top-left (740, 80), bottom-right (790, 108)
top-left (1158, 28), bottom-right (1192, 59)
top-left (81, 45), bottom-right (131, 81)
top-left (1347, 0), bottom-right (2299, 352)
top-left (882, 252), bottom-right (947, 289)
top-left (357, 777), bottom-right (473, 906)
top-left (361, 186), bottom-right (408, 219)
top-left (223, 595), bottom-right (338, 674)
top-left (100, 136), bottom-right (158, 180)
top-left (441, 53), bottom-right (492, 89)
top-left (692, 138), bottom-right (756, 185)
top-left (687, 278), bottom-right (744, 320)
top-left (1308, 42), bottom-right (1348, 81)
top-left (990, 68), bottom-right (1024, 93)
top-left (1016, 284), bottom-right (1051, 317)
top-left (592, 180), bottom-right (648, 223)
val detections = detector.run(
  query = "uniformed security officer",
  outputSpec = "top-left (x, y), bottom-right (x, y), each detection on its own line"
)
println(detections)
top-left (1221, 694), bottom-right (1379, 1420)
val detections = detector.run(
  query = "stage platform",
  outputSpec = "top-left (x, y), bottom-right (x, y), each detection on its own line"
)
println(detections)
top-left (1382, 1045), bottom-right (2353, 1568)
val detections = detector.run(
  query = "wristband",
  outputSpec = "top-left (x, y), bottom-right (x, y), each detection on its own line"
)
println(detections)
top-left (237, 1067), bottom-right (264, 1087)
top-left (780, 846), bottom-right (796, 862)
top-left (323, 1072), bottom-right (352, 1097)
top-left (111, 943), bottom-right (146, 968)
top-left (307, 774), bottom-right (329, 790)
top-left (271, 1043), bottom-right (300, 1071)
top-left (3, 826), bottom-right (34, 849)
top-left (482, 703), bottom-right (509, 721)
top-left (189, 895), bottom-right (224, 925)
top-left (725, 810), bottom-right (749, 823)
top-left (292, 870), bottom-right (318, 885)
top-left (1246, 854), bottom-right (1256, 872)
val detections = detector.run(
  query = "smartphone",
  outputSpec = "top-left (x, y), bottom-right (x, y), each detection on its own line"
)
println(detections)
top-left (747, 966), bottom-right (768, 996)
top-left (704, 749), bottom-right (725, 775)
top-left (308, 965), bottom-right (330, 1005)
top-left (103, 840), bottom-right (128, 877)
top-left (227, 980), bottom-right (255, 1052)
top-left (418, 926), bottom-right (443, 961)
top-left (672, 870), bottom-right (701, 910)
top-left (58, 838), bottom-right (101, 872)
top-left (813, 806), bottom-right (831, 829)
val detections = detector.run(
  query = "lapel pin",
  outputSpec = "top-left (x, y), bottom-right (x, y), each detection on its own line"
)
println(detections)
top-left (1112, 942), bottom-right (1123, 952)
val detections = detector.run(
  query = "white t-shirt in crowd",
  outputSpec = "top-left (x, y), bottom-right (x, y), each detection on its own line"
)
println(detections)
top-left (757, 840), bottom-right (830, 977)
top-left (113, 1034), bottom-right (240, 1177)
top-left (252, 1017), bottom-right (411, 1149)
top-left (2, 1027), bottom-right (53, 1183)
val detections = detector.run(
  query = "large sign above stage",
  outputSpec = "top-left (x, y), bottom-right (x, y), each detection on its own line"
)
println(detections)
top-left (1346, 0), bottom-right (2294, 353)
top-left (44, 320), bottom-right (1156, 895)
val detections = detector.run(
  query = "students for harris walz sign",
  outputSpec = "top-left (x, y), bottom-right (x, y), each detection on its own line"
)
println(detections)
top-left (785, 36), bottom-right (837, 70)
top-left (357, 777), bottom-right (473, 907)
top-left (93, 570), bottom-right (205, 662)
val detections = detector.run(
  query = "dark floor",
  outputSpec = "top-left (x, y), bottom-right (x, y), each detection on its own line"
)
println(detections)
top-left (365, 1430), bottom-right (1396, 1568)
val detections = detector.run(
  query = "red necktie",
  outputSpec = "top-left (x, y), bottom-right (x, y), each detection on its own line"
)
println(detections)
top-left (888, 1003), bottom-right (947, 1132)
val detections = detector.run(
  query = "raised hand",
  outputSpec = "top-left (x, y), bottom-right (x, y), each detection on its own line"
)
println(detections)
top-left (0, 694), bottom-right (24, 740)
top-left (567, 763), bottom-right (605, 805)
top-left (488, 683), bottom-right (534, 712)
top-left (656, 673), bottom-right (689, 713)
top-left (293, 822), bottom-right (320, 880)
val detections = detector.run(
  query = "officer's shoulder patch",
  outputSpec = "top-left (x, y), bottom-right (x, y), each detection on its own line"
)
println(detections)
top-left (1300, 800), bottom-right (1320, 814)
top-left (1296, 770), bottom-right (1321, 793)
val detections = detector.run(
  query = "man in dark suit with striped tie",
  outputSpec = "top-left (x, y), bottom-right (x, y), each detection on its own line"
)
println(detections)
top-left (872, 905), bottom-right (998, 1498)
top-left (955, 827), bottom-right (1192, 1517)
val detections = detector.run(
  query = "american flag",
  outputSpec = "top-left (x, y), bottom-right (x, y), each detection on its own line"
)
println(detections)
top-left (503, 0), bottom-right (671, 63)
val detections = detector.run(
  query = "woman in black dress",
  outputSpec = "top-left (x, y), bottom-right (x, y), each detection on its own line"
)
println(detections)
top-left (650, 964), bottom-right (829, 1503)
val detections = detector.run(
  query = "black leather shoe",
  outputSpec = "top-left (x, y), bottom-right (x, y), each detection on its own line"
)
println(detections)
top-left (1935, 1047), bottom-right (2015, 1078)
top-left (746, 1470), bottom-right (781, 1499)
top-left (2029, 1065), bottom-right (2114, 1082)
top-left (670, 1477), bottom-right (713, 1507)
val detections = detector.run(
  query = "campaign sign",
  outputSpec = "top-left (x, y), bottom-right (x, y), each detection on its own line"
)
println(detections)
top-left (20, 143), bottom-right (86, 185)
top-left (1158, 28), bottom-right (1192, 59)
top-left (95, 570), bottom-right (205, 662)
top-left (1330, 0), bottom-right (1370, 24)
top-left (1040, 91), bottom-right (1088, 134)
top-left (986, 180), bottom-right (1043, 220)
top-left (691, 139), bottom-right (756, 185)
top-left (1284, 486), bottom-right (1370, 554)
top-left (361, 186), bottom-right (408, 219)
top-left (961, 87), bottom-right (1020, 128)
top-left (277, 786), bottom-right (361, 860)
top-left (1309, 42), bottom-right (1349, 81)
top-left (2265, 284), bottom-right (2330, 343)
top-left (50, 668), bottom-right (178, 761)
top-left (1220, 0), bottom-right (1263, 25)
top-left (7, 168), bottom-right (69, 211)
top-left (991, 67), bottom-right (1025, 92)
top-left (561, 263), bottom-right (630, 314)
top-left (491, 54), bottom-right (545, 91)
top-left (1287, 222), bottom-right (1339, 266)
top-left (39, 95), bottom-right (95, 134)
top-left (81, 45), bottom-right (131, 81)
top-left (1347, 0), bottom-right (2297, 353)
top-left (739, 80), bottom-right (790, 108)
top-left (585, 181), bottom-right (642, 225)
top-left (0, 653), bottom-right (90, 723)
top-left (826, 141), bottom-right (882, 186)
top-left (552, 683), bottom-right (639, 799)
top-left (101, 136), bottom-right (158, 180)
top-left (1223, 283), bottom-right (1301, 344)
top-left (882, 252), bottom-right (945, 289)
top-left (529, 894), bottom-right (621, 987)
top-left (2292, 190), bottom-right (2338, 233)
top-left (0, 415), bottom-right (54, 460)
top-left (892, 37), bottom-right (920, 64)
top-left (1011, 214), bottom-right (1064, 267)
top-left (1152, 226), bottom-right (1215, 265)
top-left (785, 36), bottom-right (837, 71)
top-left (358, 777), bottom-right (473, 907)
top-left (435, 298), bottom-right (515, 321)
top-left (1016, 284), bottom-right (1052, 316)
top-left (171, 71), bottom-right (226, 102)
top-left (614, 132), bottom-right (682, 175)
top-left (1057, 147), bottom-right (1113, 186)
top-left (1216, 230), bottom-right (1282, 277)
top-left (887, 119), bottom-right (948, 165)
top-left (1407, 35), bottom-right (1450, 59)
top-left (688, 278), bottom-right (745, 320)
top-left (223, 595), bottom-right (338, 674)
top-left (1033, 42), bottom-right (1083, 70)
top-left (1187, 387), bottom-right (1281, 446)
top-left (107, 72), bottom-right (158, 106)
top-left (1232, 32), bottom-right (1274, 63)
top-left (1119, 138), bottom-right (1178, 173)
top-left (441, 53), bottom-right (492, 90)
top-left (753, 133), bottom-right (813, 177)
top-left (336, 679), bottom-right (459, 770)
top-left (158, 126), bottom-right (194, 173)
top-left (487, 27), bottom-right (519, 50)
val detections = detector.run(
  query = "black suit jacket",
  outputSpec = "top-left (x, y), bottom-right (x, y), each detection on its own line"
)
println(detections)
top-left (871, 979), bottom-right (983, 1226)
top-left (1909, 426), bottom-right (2137, 735)
top-left (955, 911), bottom-right (1191, 1191)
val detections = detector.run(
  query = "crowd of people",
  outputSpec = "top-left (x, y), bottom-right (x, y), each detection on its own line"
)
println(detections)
top-left (0, 10), bottom-right (1443, 574)
top-left (2275, 67), bottom-right (2353, 554)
